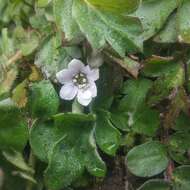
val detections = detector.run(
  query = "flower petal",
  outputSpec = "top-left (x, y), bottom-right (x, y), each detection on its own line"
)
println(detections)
top-left (90, 68), bottom-right (99, 81)
top-left (60, 83), bottom-right (78, 100)
top-left (83, 65), bottom-right (99, 81)
top-left (56, 69), bottom-right (74, 84)
top-left (68, 59), bottom-right (85, 72)
top-left (77, 90), bottom-right (92, 106)
top-left (89, 81), bottom-right (97, 97)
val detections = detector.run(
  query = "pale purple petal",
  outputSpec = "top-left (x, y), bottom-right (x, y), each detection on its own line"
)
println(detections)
top-left (82, 65), bottom-right (91, 74)
top-left (56, 69), bottom-right (74, 84)
top-left (89, 81), bottom-right (97, 97)
top-left (60, 83), bottom-right (78, 100)
top-left (68, 59), bottom-right (85, 72)
top-left (77, 90), bottom-right (92, 106)
top-left (83, 65), bottom-right (99, 81)
top-left (90, 68), bottom-right (99, 81)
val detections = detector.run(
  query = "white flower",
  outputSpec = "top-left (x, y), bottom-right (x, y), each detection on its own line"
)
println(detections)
top-left (56, 59), bottom-right (99, 106)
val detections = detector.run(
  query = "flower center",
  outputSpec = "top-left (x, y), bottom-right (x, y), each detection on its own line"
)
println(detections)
top-left (72, 72), bottom-right (88, 89)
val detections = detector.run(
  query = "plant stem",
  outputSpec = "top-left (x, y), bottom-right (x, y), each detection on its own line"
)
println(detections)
top-left (165, 160), bottom-right (175, 182)
top-left (180, 44), bottom-right (189, 92)
top-left (72, 99), bottom-right (84, 113)
top-left (182, 55), bottom-right (189, 92)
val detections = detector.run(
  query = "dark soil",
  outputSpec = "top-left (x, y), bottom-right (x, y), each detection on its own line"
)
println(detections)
top-left (83, 155), bottom-right (143, 190)
top-left (90, 156), bottom-right (126, 190)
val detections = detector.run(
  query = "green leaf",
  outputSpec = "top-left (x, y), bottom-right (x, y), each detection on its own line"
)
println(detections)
top-left (174, 112), bottom-right (190, 131)
top-left (110, 112), bottom-right (130, 132)
top-left (168, 131), bottom-right (190, 164)
top-left (95, 110), bottom-right (121, 156)
top-left (0, 98), bottom-right (28, 151)
top-left (30, 120), bottom-right (62, 162)
top-left (72, 0), bottom-right (105, 49)
top-left (147, 65), bottom-right (184, 105)
top-left (29, 13), bottom-right (51, 34)
top-left (35, 35), bottom-right (74, 78)
top-left (0, 152), bottom-right (26, 190)
top-left (53, 0), bottom-right (81, 40)
top-left (172, 166), bottom-right (190, 190)
top-left (137, 179), bottom-right (171, 190)
top-left (0, 119), bottom-right (27, 151)
top-left (169, 131), bottom-right (190, 153)
top-left (143, 56), bottom-right (177, 77)
top-left (3, 150), bottom-right (34, 173)
top-left (177, 0), bottom-right (190, 43)
top-left (126, 141), bottom-right (169, 177)
top-left (37, 0), bottom-right (52, 7)
top-left (0, 28), bottom-right (15, 56)
top-left (111, 105), bottom-right (160, 136)
top-left (45, 113), bottom-right (106, 190)
top-left (154, 13), bottom-right (178, 43)
top-left (12, 80), bottom-right (28, 108)
top-left (132, 0), bottom-right (178, 40)
top-left (132, 106), bottom-right (160, 136)
top-left (114, 79), bottom-right (160, 135)
top-left (13, 26), bottom-right (39, 56)
top-left (72, 0), bottom-right (143, 56)
top-left (0, 27), bottom-right (19, 97)
top-left (119, 79), bottom-right (152, 112)
top-left (86, 0), bottom-right (140, 14)
top-left (0, 67), bottom-right (18, 99)
top-left (28, 80), bottom-right (59, 119)
top-left (0, 98), bottom-right (20, 123)
top-left (45, 137), bottom-right (84, 190)
top-left (30, 113), bottom-right (106, 189)
top-left (10, 170), bottom-right (37, 184)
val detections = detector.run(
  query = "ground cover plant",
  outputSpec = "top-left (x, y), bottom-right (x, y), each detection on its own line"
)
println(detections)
top-left (0, 0), bottom-right (190, 190)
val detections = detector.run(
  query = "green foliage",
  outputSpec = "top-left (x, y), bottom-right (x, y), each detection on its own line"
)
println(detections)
top-left (85, 0), bottom-right (140, 14)
top-left (133, 0), bottom-right (178, 40)
top-left (126, 141), bottom-right (169, 177)
top-left (114, 79), bottom-right (160, 136)
top-left (0, 98), bottom-right (28, 151)
top-left (54, 0), bottom-right (81, 40)
top-left (138, 179), bottom-right (171, 190)
top-left (3, 150), bottom-right (34, 174)
top-left (172, 166), bottom-right (190, 190)
top-left (34, 35), bottom-right (80, 78)
top-left (68, 0), bottom-right (143, 56)
top-left (28, 80), bottom-right (59, 119)
top-left (95, 110), bottom-right (121, 156)
top-left (30, 113), bottom-right (106, 190)
top-left (169, 131), bottom-right (190, 164)
top-left (177, 0), bottom-right (190, 43)
top-left (0, 0), bottom-right (190, 190)
top-left (30, 120), bottom-right (62, 162)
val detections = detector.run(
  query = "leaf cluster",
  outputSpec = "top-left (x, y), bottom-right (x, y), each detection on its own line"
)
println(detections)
top-left (0, 0), bottom-right (190, 190)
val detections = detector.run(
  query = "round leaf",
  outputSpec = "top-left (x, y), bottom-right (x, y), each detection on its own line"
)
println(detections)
top-left (172, 166), bottom-right (190, 190)
top-left (126, 141), bottom-right (169, 177)
top-left (169, 131), bottom-right (190, 164)
top-left (138, 179), bottom-right (171, 190)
